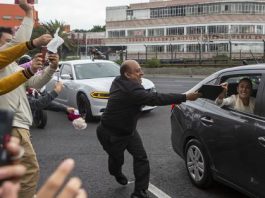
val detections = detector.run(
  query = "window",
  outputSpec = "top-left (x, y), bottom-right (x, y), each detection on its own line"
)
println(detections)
top-left (2, 16), bottom-right (11, 20)
top-left (108, 30), bottom-right (125, 38)
top-left (15, 16), bottom-right (23, 20)
top-left (187, 26), bottom-right (206, 35)
top-left (166, 27), bottom-right (184, 35)
top-left (217, 74), bottom-right (262, 114)
top-left (148, 28), bottom-right (164, 37)
top-left (60, 64), bottom-right (73, 76)
top-left (127, 29), bottom-right (146, 37)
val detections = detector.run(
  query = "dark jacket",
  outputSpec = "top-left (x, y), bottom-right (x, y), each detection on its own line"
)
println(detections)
top-left (27, 90), bottom-right (67, 113)
top-left (101, 76), bottom-right (186, 136)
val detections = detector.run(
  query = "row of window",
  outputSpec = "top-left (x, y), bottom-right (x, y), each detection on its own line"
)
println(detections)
top-left (147, 2), bottom-right (265, 18)
top-left (145, 43), bottom-right (263, 53)
top-left (108, 25), bottom-right (264, 38)
top-left (2, 15), bottom-right (23, 20)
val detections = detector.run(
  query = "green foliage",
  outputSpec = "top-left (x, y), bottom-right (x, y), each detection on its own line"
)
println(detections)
top-left (88, 25), bottom-right (105, 32)
top-left (145, 58), bottom-right (161, 68)
top-left (115, 60), bottom-right (123, 65)
top-left (35, 20), bottom-right (76, 59)
top-left (213, 54), bottom-right (229, 61)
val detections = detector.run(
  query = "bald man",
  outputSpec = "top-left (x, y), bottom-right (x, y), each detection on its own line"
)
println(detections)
top-left (97, 60), bottom-right (200, 198)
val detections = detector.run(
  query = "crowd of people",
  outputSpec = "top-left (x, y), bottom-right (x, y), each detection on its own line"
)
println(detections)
top-left (0, 1), bottom-right (256, 198)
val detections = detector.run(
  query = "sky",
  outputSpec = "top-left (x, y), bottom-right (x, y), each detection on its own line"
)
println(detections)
top-left (2, 0), bottom-right (149, 30)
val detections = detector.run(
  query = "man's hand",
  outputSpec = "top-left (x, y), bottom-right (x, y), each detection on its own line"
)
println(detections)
top-left (32, 34), bottom-right (52, 48)
top-left (48, 53), bottom-right (59, 70)
top-left (66, 107), bottom-right (75, 114)
top-left (30, 53), bottom-right (43, 73)
top-left (18, 0), bottom-right (33, 18)
top-left (36, 159), bottom-right (87, 198)
top-left (186, 92), bottom-right (201, 101)
top-left (53, 81), bottom-right (64, 93)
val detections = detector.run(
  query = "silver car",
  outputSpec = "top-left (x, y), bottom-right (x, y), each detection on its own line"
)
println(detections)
top-left (45, 59), bottom-right (156, 121)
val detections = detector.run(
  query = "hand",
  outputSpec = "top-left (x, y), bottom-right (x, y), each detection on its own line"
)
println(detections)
top-left (0, 182), bottom-right (20, 198)
top-left (30, 53), bottom-right (43, 73)
top-left (0, 137), bottom-right (26, 198)
top-left (186, 92), bottom-right (201, 101)
top-left (66, 107), bottom-right (75, 114)
top-left (18, 0), bottom-right (33, 18)
top-left (53, 81), bottom-right (64, 93)
top-left (36, 158), bottom-right (87, 198)
top-left (48, 53), bottom-right (59, 70)
top-left (218, 82), bottom-right (228, 99)
top-left (32, 34), bottom-right (52, 48)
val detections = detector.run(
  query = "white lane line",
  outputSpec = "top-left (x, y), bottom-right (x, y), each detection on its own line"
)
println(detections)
top-left (148, 183), bottom-right (172, 198)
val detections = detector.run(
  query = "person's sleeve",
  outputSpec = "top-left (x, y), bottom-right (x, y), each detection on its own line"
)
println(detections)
top-left (19, 61), bottom-right (32, 69)
top-left (0, 69), bottom-right (34, 95)
top-left (44, 101), bottom-right (68, 113)
top-left (0, 42), bottom-right (33, 68)
top-left (129, 85), bottom-right (186, 106)
top-left (0, 17), bottom-right (34, 50)
top-left (26, 66), bottom-right (56, 89)
top-left (11, 17), bottom-right (34, 45)
top-left (28, 90), bottom-right (58, 111)
top-left (215, 95), bottom-right (235, 107)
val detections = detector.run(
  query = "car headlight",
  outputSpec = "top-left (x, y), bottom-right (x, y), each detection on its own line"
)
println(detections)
top-left (90, 91), bottom-right (110, 99)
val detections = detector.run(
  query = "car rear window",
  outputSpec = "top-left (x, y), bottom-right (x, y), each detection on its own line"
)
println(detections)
top-left (74, 62), bottom-right (120, 79)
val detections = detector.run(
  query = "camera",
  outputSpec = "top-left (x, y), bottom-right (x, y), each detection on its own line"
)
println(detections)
top-left (0, 110), bottom-right (13, 165)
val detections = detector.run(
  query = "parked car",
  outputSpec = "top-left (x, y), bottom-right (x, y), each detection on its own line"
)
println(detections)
top-left (45, 59), bottom-right (156, 121)
top-left (171, 64), bottom-right (265, 198)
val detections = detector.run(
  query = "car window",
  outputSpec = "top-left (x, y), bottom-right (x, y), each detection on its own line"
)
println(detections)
top-left (218, 74), bottom-right (262, 115)
top-left (220, 75), bottom-right (261, 97)
top-left (61, 64), bottom-right (73, 76)
top-left (74, 62), bottom-right (120, 79)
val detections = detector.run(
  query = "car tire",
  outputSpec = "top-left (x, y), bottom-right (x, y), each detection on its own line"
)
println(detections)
top-left (33, 110), bottom-right (47, 129)
top-left (184, 139), bottom-right (213, 188)
top-left (77, 93), bottom-right (94, 122)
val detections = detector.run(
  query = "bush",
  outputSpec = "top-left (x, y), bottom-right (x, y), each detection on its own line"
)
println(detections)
top-left (213, 54), bottom-right (229, 61)
top-left (145, 58), bottom-right (161, 68)
top-left (115, 60), bottom-right (123, 65)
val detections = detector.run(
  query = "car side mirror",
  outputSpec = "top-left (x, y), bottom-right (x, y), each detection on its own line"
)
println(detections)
top-left (61, 74), bottom-right (73, 80)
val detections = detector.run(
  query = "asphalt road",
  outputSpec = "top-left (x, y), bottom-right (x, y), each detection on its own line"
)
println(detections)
top-left (31, 76), bottom-right (248, 198)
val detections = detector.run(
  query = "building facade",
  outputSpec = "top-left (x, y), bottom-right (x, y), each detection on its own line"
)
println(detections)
top-left (103, 0), bottom-right (265, 61)
top-left (0, 3), bottom-right (39, 28)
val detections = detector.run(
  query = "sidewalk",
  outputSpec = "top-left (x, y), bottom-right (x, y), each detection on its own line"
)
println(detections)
top-left (142, 66), bottom-right (223, 78)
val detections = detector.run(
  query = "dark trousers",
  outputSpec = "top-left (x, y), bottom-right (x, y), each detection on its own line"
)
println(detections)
top-left (96, 124), bottom-right (150, 191)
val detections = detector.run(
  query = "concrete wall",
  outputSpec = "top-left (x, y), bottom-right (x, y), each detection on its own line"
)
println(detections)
top-left (106, 6), bottom-right (127, 21)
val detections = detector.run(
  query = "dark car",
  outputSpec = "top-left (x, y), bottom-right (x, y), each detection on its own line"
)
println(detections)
top-left (170, 64), bottom-right (265, 198)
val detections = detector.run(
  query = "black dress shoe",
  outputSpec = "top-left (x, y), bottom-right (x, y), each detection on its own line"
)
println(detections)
top-left (130, 190), bottom-right (149, 198)
top-left (114, 173), bottom-right (128, 185)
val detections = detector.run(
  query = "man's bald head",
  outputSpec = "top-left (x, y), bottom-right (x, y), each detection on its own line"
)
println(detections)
top-left (120, 60), bottom-right (143, 83)
top-left (120, 60), bottom-right (138, 77)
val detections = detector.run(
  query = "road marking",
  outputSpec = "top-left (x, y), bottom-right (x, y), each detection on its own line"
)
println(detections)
top-left (128, 181), bottom-right (171, 198)
top-left (148, 183), bottom-right (172, 198)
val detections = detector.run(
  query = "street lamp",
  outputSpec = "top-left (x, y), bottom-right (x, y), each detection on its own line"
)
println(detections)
top-left (263, 39), bottom-right (265, 63)
top-left (229, 40), bottom-right (232, 61)
top-left (169, 43), bottom-right (173, 63)
top-left (144, 44), bottom-right (147, 63)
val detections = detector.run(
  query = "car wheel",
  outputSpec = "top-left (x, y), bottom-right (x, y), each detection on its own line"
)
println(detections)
top-left (33, 110), bottom-right (47, 129)
top-left (77, 93), bottom-right (94, 122)
top-left (185, 139), bottom-right (213, 188)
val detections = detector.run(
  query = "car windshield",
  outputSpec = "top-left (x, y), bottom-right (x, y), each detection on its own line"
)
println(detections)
top-left (74, 62), bottom-right (120, 79)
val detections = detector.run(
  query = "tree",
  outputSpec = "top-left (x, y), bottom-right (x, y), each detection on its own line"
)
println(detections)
top-left (33, 20), bottom-right (75, 59)
top-left (88, 25), bottom-right (105, 32)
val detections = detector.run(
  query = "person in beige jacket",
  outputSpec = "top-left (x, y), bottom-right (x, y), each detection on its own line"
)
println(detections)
top-left (0, 1), bottom-right (59, 197)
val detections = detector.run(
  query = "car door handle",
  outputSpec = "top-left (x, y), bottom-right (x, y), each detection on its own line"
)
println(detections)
top-left (200, 116), bottom-right (214, 125)
top-left (258, 137), bottom-right (265, 148)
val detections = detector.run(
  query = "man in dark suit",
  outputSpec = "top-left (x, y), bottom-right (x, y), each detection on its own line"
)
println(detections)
top-left (97, 60), bottom-right (200, 198)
